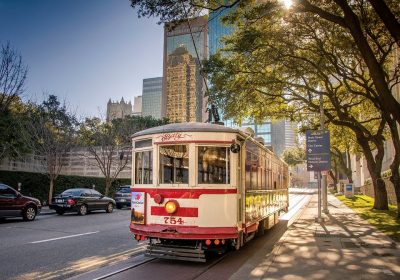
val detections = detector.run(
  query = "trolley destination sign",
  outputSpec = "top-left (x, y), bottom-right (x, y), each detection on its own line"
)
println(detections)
top-left (306, 130), bottom-right (331, 171)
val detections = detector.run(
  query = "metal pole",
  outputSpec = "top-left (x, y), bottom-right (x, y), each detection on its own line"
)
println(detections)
top-left (320, 93), bottom-right (329, 214)
top-left (317, 171), bottom-right (322, 222)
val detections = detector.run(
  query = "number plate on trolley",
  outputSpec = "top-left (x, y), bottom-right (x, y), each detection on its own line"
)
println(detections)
top-left (164, 217), bottom-right (185, 225)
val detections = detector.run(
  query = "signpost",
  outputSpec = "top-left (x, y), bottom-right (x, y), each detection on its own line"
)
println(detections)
top-left (306, 130), bottom-right (330, 222)
top-left (306, 130), bottom-right (330, 171)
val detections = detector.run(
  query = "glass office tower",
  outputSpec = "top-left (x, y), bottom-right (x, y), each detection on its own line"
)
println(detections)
top-left (163, 16), bottom-right (208, 122)
top-left (142, 77), bottom-right (163, 119)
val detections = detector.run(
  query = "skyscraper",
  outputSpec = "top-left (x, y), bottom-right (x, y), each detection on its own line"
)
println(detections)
top-left (208, 6), bottom-right (235, 56)
top-left (142, 77), bottom-right (163, 119)
top-left (106, 98), bottom-right (132, 122)
top-left (133, 96), bottom-right (142, 116)
top-left (163, 16), bottom-right (208, 122)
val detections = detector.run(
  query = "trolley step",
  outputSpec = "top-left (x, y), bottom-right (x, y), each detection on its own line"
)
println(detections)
top-left (145, 243), bottom-right (206, 262)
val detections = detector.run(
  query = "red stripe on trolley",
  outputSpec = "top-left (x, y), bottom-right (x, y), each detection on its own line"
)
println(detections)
top-left (154, 140), bottom-right (234, 145)
top-left (151, 206), bottom-right (198, 217)
top-left (132, 188), bottom-right (237, 199)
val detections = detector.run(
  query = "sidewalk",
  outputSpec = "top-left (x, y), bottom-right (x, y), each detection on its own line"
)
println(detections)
top-left (231, 194), bottom-right (400, 280)
top-left (39, 206), bottom-right (56, 215)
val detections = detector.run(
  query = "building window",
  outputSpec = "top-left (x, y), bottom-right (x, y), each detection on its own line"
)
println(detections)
top-left (257, 124), bottom-right (271, 133)
top-left (259, 134), bottom-right (272, 144)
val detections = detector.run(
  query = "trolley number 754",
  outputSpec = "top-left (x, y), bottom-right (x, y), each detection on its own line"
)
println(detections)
top-left (164, 217), bottom-right (184, 225)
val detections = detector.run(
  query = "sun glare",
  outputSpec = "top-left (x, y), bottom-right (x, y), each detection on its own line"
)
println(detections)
top-left (283, 0), bottom-right (293, 9)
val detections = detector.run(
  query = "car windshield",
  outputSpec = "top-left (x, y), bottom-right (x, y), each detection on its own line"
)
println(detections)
top-left (116, 187), bottom-right (130, 193)
top-left (61, 189), bottom-right (83, 196)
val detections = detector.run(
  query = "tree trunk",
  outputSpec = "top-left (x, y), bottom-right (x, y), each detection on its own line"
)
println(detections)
top-left (329, 170), bottom-right (338, 192)
top-left (390, 166), bottom-right (400, 220)
top-left (387, 118), bottom-right (400, 219)
top-left (105, 178), bottom-right (112, 196)
top-left (372, 175), bottom-right (389, 210)
top-left (358, 135), bottom-right (388, 210)
top-left (48, 179), bottom-right (54, 205)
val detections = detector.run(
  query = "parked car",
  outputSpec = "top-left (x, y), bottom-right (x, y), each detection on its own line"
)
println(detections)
top-left (50, 188), bottom-right (115, 216)
top-left (114, 185), bottom-right (131, 209)
top-left (0, 183), bottom-right (42, 221)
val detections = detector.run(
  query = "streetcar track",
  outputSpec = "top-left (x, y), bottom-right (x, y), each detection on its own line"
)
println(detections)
top-left (191, 251), bottom-right (234, 280)
top-left (93, 257), bottom-right (156, 280)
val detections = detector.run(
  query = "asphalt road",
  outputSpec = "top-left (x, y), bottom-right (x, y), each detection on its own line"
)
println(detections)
top-left (0, 189), bottom-right (314, 280)
top-left (0, 208), bottom-right (137, 280)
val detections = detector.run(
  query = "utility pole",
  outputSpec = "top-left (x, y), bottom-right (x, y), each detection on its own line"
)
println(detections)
top-left (320, 93), bottom-right (329, 214)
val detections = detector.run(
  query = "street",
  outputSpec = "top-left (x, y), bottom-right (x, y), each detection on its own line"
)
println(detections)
top-left (0, 208), bottom-right (139, 280)
top-left (0, 190), bottom-right (313, 280)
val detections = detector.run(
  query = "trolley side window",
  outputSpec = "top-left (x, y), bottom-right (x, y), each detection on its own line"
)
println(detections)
top-left (159, 145), bottom-right (189, 184)
top-left (198, 146), bottom-right (230, 184)
top-left (135, 150), bottom-right (153, 184)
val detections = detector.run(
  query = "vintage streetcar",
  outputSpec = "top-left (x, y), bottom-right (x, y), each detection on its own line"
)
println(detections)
top-left (129, 122), bottom-right (289, 262)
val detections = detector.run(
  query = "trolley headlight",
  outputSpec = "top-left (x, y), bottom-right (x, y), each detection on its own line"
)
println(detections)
top-left (165, 200), bottom-right (179, 214)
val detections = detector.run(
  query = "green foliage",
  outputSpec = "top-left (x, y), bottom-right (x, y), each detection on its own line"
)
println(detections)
top-left (0, 170), bottom-right (130, 204)
top-left (0, 97), bottom-right (31, 160)
top-left (282, 146), bottom-right (305, 166)
top-left (336, 195), bottom-right (400, 242)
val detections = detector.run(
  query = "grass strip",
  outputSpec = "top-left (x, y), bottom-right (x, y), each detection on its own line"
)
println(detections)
top-left (336, 195), bottom-right (400, 242)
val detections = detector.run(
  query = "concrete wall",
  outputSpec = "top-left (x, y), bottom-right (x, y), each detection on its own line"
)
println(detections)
top-left (0, 147), bottom-right (131, 179)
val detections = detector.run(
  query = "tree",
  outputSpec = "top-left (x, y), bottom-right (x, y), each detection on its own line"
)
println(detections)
top-left (0, 43), bottom-right (28, 160)
top-left (131, 0), bottom-right (400, 122)
top-left (204, 2), bottom-right (392, 210)
top-left (79, 115), bottom-right (168, 196)
top-left (27, 95), bottom-right (78, 204)
top-left (0, 97), bottom-right (31, 160)
top-left (0, 42), bottom-right (27, 114)
top-left (282, 146), bottom-right (305, 167)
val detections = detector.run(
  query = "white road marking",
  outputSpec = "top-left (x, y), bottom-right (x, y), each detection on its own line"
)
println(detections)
top-left (30, 231), bottom-right (99, 244)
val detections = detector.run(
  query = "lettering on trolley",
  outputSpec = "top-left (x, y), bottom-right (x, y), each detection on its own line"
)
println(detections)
top-left (157, 132), bottom-right (192, 142)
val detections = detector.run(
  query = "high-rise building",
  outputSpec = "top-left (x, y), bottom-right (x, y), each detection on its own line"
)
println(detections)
top-left (271, 120), bottom-right (298, 155)
top-left (142, 77), bottom-right (163, 119)
top-left (133, 96), bottom-right (142, 116)
top-left (163, 16), bottom-right (208, 122)
top-left (106, 97), bottom-right (132, 122)
top-left (225, 120), bottom-right (297, 155)
top-left (208, 5), bottom-right (235, 56)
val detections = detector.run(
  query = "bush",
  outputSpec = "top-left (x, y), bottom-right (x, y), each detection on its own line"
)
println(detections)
top-left (0, 170), bottom-right (130, 204)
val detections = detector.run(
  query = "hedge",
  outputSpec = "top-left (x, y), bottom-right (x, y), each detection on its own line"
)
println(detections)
top-left (0, 170), bottom-right (130, 204)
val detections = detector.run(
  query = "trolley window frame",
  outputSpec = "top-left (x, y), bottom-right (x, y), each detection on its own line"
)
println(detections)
top-left (196, 144), bottom-right (231, 186)
top-left (158, 143), bottom-right (189, 186)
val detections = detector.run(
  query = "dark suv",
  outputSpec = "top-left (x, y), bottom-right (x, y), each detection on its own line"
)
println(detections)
top-left (0, 183), bottom-right (42, 221)
top-left (114, 185), bottom-right (131, 209)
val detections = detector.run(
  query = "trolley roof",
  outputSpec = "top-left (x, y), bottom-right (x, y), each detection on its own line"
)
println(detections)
top-left (132, 122), bottom-right (243, 138)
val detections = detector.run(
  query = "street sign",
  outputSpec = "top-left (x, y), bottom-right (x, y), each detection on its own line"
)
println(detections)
top-left (306, 130), bottom-right (330, 171)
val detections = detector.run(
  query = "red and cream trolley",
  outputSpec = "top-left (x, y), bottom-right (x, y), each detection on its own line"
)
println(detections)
top-left (129, 122), bottom-right (289, 262)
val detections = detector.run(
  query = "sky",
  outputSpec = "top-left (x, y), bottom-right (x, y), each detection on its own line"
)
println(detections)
top-left (0, 0), bottom-right (163, 118)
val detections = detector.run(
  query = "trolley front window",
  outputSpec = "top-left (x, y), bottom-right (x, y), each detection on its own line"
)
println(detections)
top-left (198, 146), bottom-right (230, 184)
top-left (159, 145), bottom-right (189, 184)
top-left (135, 150), bottom-right (153, 184)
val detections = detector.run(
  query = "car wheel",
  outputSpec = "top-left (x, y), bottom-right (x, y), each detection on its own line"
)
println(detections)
top-left (106, 203), bottom-right (114, 213)
top-left (56, 210), bottom-right (65, 215)
top-left (23, 205), bottom-right (37, 221)
top-left (116, 204), bottom-right (122, 209)
top-left (78, 204), bottom-right (88, 216)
